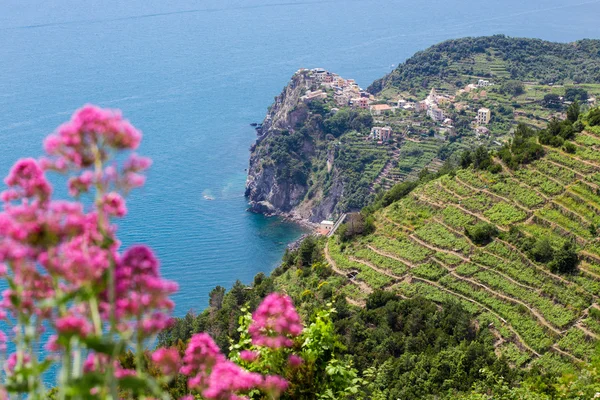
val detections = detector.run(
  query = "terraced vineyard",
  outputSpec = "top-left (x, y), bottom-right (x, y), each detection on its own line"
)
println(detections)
top-left (326, 128), bottom-right (600, 372)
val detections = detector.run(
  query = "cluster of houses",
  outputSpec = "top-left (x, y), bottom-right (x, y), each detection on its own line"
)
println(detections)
top-left (300, 69), bottom-right (495, 142)
top-left (414, 88), bottom-right (454, 124)
top-left (300, 68), bottom-right (376, 109)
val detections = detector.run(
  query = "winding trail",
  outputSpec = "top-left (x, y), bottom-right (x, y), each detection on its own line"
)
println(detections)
top-left (349, 256), bottom-right (404, 281)
top-left (455, 176), bottom-right (531, 215)
top-left (324, 242), bottom-right (373, 296)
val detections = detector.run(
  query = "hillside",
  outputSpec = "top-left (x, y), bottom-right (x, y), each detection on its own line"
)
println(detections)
top-left (326, 111), bottom-right (600, 373)
top-left (246, 36), bottom-right (600, 224)
top-left (369, 35), bottom-right (600, 96)
top-left (163, 110), bottom-right (600, 398)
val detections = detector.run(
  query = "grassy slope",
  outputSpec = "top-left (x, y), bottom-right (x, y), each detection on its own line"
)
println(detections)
top-left (325, 126), bottom-right (600, 373)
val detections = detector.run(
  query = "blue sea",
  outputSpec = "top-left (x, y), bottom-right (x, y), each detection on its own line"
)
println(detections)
top-left (0, 0), bottom-right (599, 315)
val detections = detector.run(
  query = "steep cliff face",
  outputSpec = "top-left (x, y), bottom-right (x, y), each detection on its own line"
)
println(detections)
top-left (245, 71), bottom-right (345, 223)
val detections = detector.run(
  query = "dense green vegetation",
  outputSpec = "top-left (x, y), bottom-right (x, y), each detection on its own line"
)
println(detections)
top-left (369, 35), bottom-right (600, 94)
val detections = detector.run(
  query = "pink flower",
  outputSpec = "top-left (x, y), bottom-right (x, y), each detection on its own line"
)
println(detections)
top-left (55, 314), bottom-right (92, 338)
top-left (6, 352), bottom-right (31, 373)
top-left (115, 367), bottom-right (137, 379)
top-left (180, 333), bottom-right (224, 377)
top-left (239, 350), bottom-right (258, 362)
top-left (3, 158), bottom-right (51, 201)
top-left (124, 154), bottom-right (152, 172)
top-left (152, 347), bottom-right (181, 376)
top-left (100, 192), bottom-right (127, 217)
top-left (287, 354), bottom-right (303, 368)
top-left (44, 104), bottom-right (143, 171)
top-left (67, 171), bottom-right (94, 196)
top-left (101, 245), bottom-right (177, 336)
top-left (45, 335), bottom-right (60, 352)
top-left (0, 330), bottom-right (6, 352)
top-left (249, 293), bottom-right (302, 348)
top-left (201, 360), bottom-right (263, 399)
top-left (261, 375), bottom-right (289, 398)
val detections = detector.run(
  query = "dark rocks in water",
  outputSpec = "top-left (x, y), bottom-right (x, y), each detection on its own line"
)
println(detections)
top-left (287, 234), bottom-right (311, 251)
top-left (247, 200), bottom-right (276, 216)
top-left (250, 122), bottom-right (258, 127)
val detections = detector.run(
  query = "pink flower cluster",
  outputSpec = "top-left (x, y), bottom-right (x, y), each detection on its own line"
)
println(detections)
top-left (0, 105), bottom-right (176, 394)
top-left (55, 313), bottom-right (92, 338)
top-left (178, 333), bottom-right (288, 400)
top-left (44, 104), bottom-right (141, 168)
top-left (151, 347), bottom-right (181, 376)
top-left (248, 293), bottom-right (303, 348)
top-left (111, 245), bottom-right (178, 336)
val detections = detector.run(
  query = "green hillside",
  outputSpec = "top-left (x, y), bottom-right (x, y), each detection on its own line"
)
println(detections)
top-left (326, 110), bottom-right (600, 373)
top-left (369, 35), bottom-right (600, 95)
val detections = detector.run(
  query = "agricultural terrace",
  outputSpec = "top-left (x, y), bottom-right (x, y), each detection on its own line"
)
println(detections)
top-left (325, 127), bottom-right (600, 372)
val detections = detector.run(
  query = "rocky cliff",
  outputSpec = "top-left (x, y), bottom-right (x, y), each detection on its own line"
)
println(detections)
top-left (245, 71), bottom-right (346, 223)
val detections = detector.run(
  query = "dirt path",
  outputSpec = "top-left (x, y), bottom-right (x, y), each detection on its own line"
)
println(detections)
top-left (580, 264), bottom-right (600, 281)
top-left (409, 276), bottom-right (541, 357)
top-left (544, 159), bottom-right (588, 181)
top-left (324, 242), bottom-right (373, 295)
top-left (455, 176), bottom-right (531, 215)
top-left (543, 145), bottom-right (600, 174)
top-left (551, 345), bottom-right (584, 364)
top-left (349, 256), bottom-right (404, 281)
top-left (495, 239), bottom-right (574, 287)
top-left (575, 323), bottom-right (600, 341)
top-left (380, 213), bottom-right (414, 233)
top-left (580, 250), bottom-right (600, 265)
top-left (408, 234), bottom-right (470, 262)
top-left (550, 200), bottom-right (592, 225)
top-left (436, 181), bottom-right (467, 201)
top-left (450, 271), bottom-right (562, 335)
top-left (367, 245), bottom-right (419, 269)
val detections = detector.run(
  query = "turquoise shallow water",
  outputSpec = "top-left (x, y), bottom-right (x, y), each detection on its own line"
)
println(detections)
top-left (0, 0), bottom-right (599, 314)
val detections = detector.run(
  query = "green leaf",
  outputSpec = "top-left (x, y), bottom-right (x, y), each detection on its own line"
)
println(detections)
top-left (65, 372), bottom-right (104, 396)
top-left (118, 375), bottom-right (151, 393)
top-left (83, 336), bottom-right (126, 356)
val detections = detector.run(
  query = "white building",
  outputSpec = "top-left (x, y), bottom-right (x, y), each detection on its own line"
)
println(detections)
top-left (427, 106), bottom-right (445, 122)
top-left (477, 79), bottom-right (493, 87)
top-left (476, 108), bottom-right (491, 125)
top-left (370, 126), bottom-right (393, 142)
top-left (370, 104), bottom-right (393, 116)
top-left (320, 220), bottom-right (334, 232)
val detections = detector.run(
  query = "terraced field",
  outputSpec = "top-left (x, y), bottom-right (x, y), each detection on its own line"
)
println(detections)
top-left (326, 128), bottom-right (600, 371)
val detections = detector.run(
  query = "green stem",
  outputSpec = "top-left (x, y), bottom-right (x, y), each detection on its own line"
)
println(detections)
top-left (88, 296), bottom-right (103, 336)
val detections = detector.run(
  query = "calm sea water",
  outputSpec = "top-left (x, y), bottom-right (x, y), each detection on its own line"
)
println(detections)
top-left (0, 0), bottom-right (599, 314)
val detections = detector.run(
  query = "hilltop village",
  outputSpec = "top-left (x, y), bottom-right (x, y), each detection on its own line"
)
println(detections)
top-left (296, 67), bottom-right (598, 148)
top-left (298, 68), bottom-right (497, 145)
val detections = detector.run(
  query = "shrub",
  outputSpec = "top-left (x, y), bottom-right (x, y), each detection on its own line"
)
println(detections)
top-left (465, 223), bottom-right (499, 245)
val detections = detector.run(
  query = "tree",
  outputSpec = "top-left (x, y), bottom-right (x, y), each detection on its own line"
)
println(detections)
top-left (530, 238), bottom-right (554, 263)
top-left (564, 87), bottom-right (588, 102)
top-left (460, 150), bottom-right (473, 168)
top-left (542, 93), bottom-right (561, 109)
top-left (209, 285), bottom-right (226, 310)
top-left (465, 223), bottom-right (499, 245)
top-left (299, 236), bottom-right (318, 266)
top-left (501, 80), bottom-right (525, 97)
top-left (472, 146), bottom-right (492, 170)
top-left (589, 107), bottom-right (600, 126)
top-left (549, 241), bottom-right (579, 274)
top-left (567, 100), bottom-right (580, 123)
